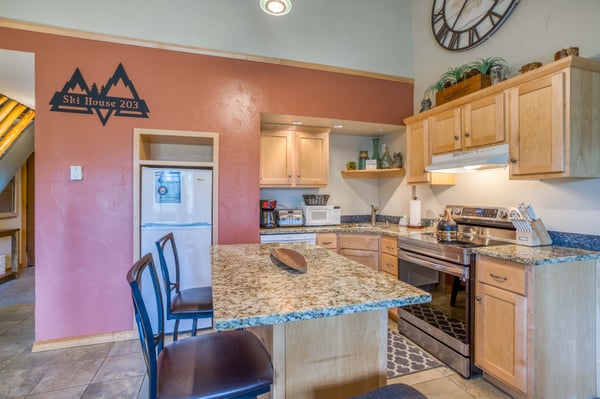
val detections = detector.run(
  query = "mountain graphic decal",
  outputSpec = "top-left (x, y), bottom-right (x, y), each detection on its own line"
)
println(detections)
top-left (49, 63), bottom-right (149, 126)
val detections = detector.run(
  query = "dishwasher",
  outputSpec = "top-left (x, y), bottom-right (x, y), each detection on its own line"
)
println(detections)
top-left (259, 232), bottom-right (317, 244)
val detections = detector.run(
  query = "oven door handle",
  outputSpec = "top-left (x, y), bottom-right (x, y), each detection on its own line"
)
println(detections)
top-left (398, 250), bottom-right (469, 279)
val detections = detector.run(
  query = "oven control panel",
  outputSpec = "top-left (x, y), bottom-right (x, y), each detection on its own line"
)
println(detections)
top-left (446, 205), bottom-right (511, 222)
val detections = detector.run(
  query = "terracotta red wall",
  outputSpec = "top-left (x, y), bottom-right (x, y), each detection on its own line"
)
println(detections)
top-left (0, 27), bottom-right (413, 341)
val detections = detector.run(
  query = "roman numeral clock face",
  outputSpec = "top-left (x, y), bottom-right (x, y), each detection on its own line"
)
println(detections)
top-left (432, 0), bottom-right (520, 51)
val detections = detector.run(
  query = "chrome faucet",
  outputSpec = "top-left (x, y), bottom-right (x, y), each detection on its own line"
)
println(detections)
top-left (370, 205), bottom-right (378, 226)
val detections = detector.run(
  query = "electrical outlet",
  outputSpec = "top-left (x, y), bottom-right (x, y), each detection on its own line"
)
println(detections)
top-left (70, 165), bottom-right (83, 180)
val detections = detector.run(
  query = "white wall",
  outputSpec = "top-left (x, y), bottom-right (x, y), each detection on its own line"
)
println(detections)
top-left (0, 0), bottom-right (415, 78)
top-left (410, 0), bottom-right (600, 235)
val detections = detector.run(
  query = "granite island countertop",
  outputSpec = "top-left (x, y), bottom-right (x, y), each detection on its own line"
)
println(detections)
top-left (210, 242), bottom-right (431, 330)
top-left (473, 244), bottom-right (600, 265)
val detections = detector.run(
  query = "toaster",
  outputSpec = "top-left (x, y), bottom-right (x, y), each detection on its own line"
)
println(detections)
top-left (276, 209), bottom-right (303, 227)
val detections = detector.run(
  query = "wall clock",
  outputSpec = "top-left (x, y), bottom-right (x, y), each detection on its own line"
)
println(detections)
top-left (432, 0), bottom-right (520, 51)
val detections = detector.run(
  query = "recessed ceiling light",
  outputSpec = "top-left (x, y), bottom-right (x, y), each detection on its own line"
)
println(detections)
top-left (377, 128), bottom-right (385, 132)
top-left (292, 120), bottom-right (303, 125)
top-left (333, 124), bottom-right (343, 129)
top-left (260, 0), bottom-right (292, 16)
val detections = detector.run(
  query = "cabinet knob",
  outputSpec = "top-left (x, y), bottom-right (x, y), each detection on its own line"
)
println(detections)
top-left (464, 132), bottom-right (470, 138)
top-left (510, 158), bottom-right (518, 164)
top-left (454, 135), bottom-right (460, 141)
top-left (475, 295), bottom-right (482, 302)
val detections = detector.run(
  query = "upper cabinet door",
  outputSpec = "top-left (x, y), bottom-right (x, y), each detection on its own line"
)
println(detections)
top-left (295, 131), bottom-right (329, 186)
top-left (463, 92), bottom-right (506, 149)
top-left (406, 119), bottom-right (431, 184)
top-left (429, 108), bottom-right (461, 155)
top-left (508, 72), bottom-right (565, 177)
top-left (260, 131), bottom-right (293, 186)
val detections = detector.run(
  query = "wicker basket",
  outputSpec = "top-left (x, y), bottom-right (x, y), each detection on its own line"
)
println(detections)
top-left (303, 194), bottom-right (330, 205)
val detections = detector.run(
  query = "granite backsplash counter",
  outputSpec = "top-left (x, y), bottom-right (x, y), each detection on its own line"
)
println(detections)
top-left (260, 223), bottom-right (600, 265)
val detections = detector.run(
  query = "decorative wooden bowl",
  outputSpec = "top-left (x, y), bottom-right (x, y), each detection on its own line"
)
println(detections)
top-left (270, 248), bottom-right (307, 273)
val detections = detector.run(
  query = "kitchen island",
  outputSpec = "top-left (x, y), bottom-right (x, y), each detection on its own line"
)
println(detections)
top-left (210, 242), bottom-right (431, 399)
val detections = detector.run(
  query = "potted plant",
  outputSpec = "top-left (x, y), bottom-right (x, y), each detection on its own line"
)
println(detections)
top-left (420, 81), bottom-right (444, 112)
top-left (465, 56), bottom-right (509, 76)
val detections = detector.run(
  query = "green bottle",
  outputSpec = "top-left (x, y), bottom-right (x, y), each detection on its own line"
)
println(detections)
top-left (381, 144), bottom-right (393, 169)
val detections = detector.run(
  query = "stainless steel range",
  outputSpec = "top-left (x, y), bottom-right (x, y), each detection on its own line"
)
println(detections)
top-left (397, 205), bottom-right (517, 378)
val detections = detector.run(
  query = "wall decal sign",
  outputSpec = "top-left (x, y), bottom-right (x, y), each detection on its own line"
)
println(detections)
top-left (49, 63), bottom-right (149, 126)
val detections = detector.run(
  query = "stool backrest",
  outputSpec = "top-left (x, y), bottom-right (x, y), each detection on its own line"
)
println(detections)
top-left (155, 232), bottom-right (182, 312)
top-left (126, 253), bottom-right (164, 399)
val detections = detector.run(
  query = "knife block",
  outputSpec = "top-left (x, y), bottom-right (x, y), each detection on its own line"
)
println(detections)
top-left (515, 218), bottom-right (552, 246)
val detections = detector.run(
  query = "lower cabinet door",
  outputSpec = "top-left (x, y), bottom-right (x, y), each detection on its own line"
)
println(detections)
top-left (338, 248), bottom-right (378, 271)
top-left (474, 282), bottom-right (528, 394)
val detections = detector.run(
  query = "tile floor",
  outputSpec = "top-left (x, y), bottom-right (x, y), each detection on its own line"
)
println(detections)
top-left (0, 267), bottom-right (512, 398)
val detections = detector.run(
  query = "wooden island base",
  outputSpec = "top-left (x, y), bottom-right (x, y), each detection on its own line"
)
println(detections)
top-left (251, 310), bottom-right (388, 399)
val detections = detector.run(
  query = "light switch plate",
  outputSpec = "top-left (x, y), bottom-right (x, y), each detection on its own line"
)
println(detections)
top-left (70, 165), bottom-right (83, 180)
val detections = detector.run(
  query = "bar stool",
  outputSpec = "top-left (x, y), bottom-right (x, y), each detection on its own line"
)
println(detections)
top-left (155, 232), bottom-right (213, 340)
top-left (127, 253), bottom-right (273, 399)
top-left (349, 383), bottom-right (427, 399)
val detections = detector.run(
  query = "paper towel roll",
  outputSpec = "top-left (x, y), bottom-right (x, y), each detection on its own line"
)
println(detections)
top-left (409, 199), bottom-right (421, 226)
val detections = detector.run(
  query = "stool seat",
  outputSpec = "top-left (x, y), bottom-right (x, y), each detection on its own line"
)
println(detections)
top-left (349, 383), bottom-right (427, 399)
top-left (171, 286), bottom-right (213, 314)
top-left (158, 330), bottom-right (273, 399)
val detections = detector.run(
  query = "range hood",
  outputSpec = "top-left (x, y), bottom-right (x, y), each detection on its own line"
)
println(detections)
top-left (425, 143), bottom-right (509, 173)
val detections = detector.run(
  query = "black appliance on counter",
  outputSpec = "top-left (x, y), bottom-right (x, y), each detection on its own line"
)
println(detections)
top-left (397, 205), bottom-right (517, 378)
top-left (260, 199), bottom-right (277, 228)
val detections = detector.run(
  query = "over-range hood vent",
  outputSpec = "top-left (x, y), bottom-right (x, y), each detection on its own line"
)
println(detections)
top-left (425, 143), bottom-right (509, 173)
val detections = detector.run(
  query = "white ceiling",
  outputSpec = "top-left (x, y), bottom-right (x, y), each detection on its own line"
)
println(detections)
top-left (0, 49), bottom-right (35, 109)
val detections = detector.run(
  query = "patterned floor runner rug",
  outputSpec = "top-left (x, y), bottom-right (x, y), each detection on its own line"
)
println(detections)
top-left (387, 329), bottom-right (442, 378)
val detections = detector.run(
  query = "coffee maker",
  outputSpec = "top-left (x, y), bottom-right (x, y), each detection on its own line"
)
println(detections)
top-left (260, 199), bottom-right (277, 228)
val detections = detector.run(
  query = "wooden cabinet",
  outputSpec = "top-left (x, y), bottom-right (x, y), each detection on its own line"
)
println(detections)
top-left (406, 56), bottom-right (600, 181)
top-left (405, 119), bottom-right (430, 184)
top-left (379, 235), bottom-right (398, 277)
top-left (316, 232), bottom-right (337, 251)
top-left (405, 119), bottom-right (456, 185)
top-left (508, 59), bottom-right (600, 178)
top-left (430, 92), bottom-right (505, 155)
top-left (474, 257), bottom-right (527, 394)
top-left (474, 255), bottom-right (598, 398)
top-left (380, 235), bottom-right (398, 320)
top-left (338, 233), bottom-right (379, 271)
top-left (260, 127), bottom-right (330, 187)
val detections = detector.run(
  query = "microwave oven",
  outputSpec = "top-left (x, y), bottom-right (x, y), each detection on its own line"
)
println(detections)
top-left (301, 205), bottom-right (341, 226)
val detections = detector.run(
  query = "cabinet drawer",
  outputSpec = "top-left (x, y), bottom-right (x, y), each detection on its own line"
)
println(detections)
top-left (477, 256), bottom-right (527, 295)
top-left (380, 253), bottom-right (398, 277)
top-left (338, 234), bottom-right (379, 251)
top-left (316, 233), bottom-right (337, 250)
top-left (380, 235), bottom-right (398, 256)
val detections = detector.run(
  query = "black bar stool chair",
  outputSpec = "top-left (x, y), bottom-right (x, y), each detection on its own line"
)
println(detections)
top-left (349, 383), bottom-right (427, 398)
top-left (127, 253), bottom-right (273, 399)
top-left (155, 232), bottom-right (213, 340)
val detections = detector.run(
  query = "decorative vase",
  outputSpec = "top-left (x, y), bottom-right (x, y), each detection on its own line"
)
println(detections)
top-left (358, 150), bottom-right (369, 170)
top-left (381, 144), bottom-right (393, 169)
top-left (371, 138), bottom-right (381, 169)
